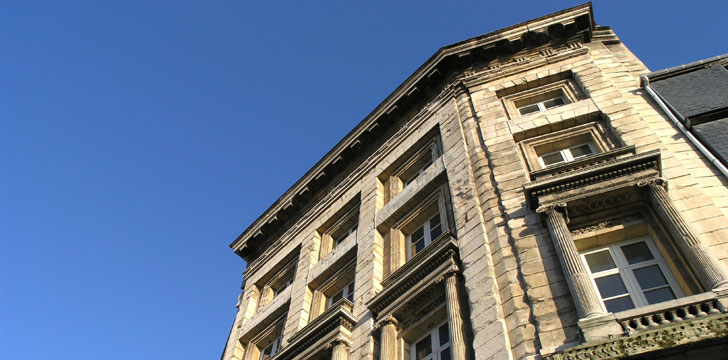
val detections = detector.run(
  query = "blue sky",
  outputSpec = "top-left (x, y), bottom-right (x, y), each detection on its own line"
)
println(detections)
top-left (1, 1), bottom-right (726, 359)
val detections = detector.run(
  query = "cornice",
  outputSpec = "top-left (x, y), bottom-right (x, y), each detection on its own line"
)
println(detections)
top-left (367, 232), bottom-right (459, 315)
top-left (273, 299), bottom-right (355, 360)
top-left (524, 149), bottom-right (661, 211)
top-left (230, 3), bottom-right (595, 261)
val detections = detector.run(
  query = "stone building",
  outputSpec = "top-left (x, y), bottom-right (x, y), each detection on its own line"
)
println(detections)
top-left (221, 4), bottom-right (728, 359)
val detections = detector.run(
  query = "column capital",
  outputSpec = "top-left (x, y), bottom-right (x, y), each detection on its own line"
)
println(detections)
top-left (326, 336), bottom-right (352, 350)
top-left (537, 202), bottom-right (570, 223)
top-left (637, 177), bottom-right (668, 190)
top-left (375, 315), bottom-right (399, 330)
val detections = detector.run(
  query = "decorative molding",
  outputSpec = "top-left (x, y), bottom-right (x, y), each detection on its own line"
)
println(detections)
top-left (273, 299), bottom-right (356, 360)
top-left (367, 232), bottom-right (459, 316)
top-left (570, 214), bottom-right (643, 235)
top-left (551, 313), bottom-right (728, 359)
top-left (524, 149), bottom-right (661, 211)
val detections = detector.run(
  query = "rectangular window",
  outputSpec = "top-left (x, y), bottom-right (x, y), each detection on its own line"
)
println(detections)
top-left (538, 142), bottom-right (596, 167)
top-left (412, 321), bottom-right (451, 360)
top-left (258, 334), bottom-right (282, 360)
top-left (327, 280), bottom-right (355, 308)
top-left (581, 237), bottom-right (684, 313)
top-left (517, 93), bottom-right (567, 116)
top-left (408, 212), bottom-right (445, 258)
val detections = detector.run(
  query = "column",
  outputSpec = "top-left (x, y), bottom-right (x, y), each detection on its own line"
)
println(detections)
top-left (444, 271), bottom-right (467, 360)
top-left (644, 181), bottom-right (728, 290)
top-left (540, 206), bottom-right (605, 318)
top-left (331, 339), bottom-right (350, 360)
top-left (379, 316), bottom-right (398, 360)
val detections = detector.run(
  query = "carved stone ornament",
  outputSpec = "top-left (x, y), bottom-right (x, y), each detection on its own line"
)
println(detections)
top-left (551, 313), bottom-right (728, 359)
top-left (570, 214), bottom-right (643, 235)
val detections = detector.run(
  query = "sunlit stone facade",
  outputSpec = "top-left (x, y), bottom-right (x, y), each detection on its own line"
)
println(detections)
top-left (222, 4), bottom-right (728, 359)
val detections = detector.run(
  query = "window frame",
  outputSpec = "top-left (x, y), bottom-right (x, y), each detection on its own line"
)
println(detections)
top-left (537, 142), bottom-right (597, 168)
top-left (406, 211), bottom-right (446, 260)
top-left (580, 236), bottom-right (684, 313)
top-left (410, 320), bottom-right (452, 360)
top-left (258, 333), bottom-right (283, 360)
top-left (327, 279), bottom-right (355, 308)
top-left (501, 78), bottom-right (583, 120)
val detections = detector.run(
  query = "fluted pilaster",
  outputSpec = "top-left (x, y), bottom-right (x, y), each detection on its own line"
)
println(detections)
top-left (541, 206), bottom-right (605, 318)
top-left (644, 181), bottom-right (728, 290)
top-left (379, 316), bottom-right (398, 360)
top-left (444, 271), bottom-right (467, 360)
top-left (331, 339), bottom-right (350, 360)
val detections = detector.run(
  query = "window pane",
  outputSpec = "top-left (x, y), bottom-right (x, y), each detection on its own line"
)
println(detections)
top-left (440, 348), bottom-right (451, 360)
top-left (330, 291), bottom-right (343, 304)
top-left (415, 336), bottom-right (432, 360)
top-left (584, 250), bottom-right (616, 273)
top-left (412, 239), bottom-right (425, 256)
top-left (569, 144), bottom-right (594, 158)
top-left (411, 227), bottom-right (425, 243)
top-left (644, 287), bottom-right (676, 304)
top-left (621, 242), bottom-right (654, 264)
top-left (438, 324), bottom-right (449, 346)
top-left (346, 292), bottom-right (354, 303)
top-left (594, 274), bottom-right (629, 299)
top-left (541, 152), bottom-right (565, 166)
top-left (632, 265), bottom-right (668, 290)
top-left (347, 282), bottom-right (355, 296)
top-left (429, 213), bottom-right (441, 229)
top-left (604, 295), bottom-right (635, 313)
top-left (518, 104), bottom-right (540, 115)
top-left (429, 224), bottom-right (443, 242)
top-left (542, 97), bottom-right (565, 109)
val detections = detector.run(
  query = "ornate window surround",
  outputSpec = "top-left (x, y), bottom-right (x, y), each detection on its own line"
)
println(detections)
top-left (498, 71), bottom-right (586, 120)
top-left (308, 258), bottom-right (357, 322)
top-left (524, 146), bottom-right (728, 347)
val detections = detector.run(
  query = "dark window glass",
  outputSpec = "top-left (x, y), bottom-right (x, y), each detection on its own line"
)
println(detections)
top-left (621, 242), bottom-right (654, 264)
top-left (633, 265), bottom-right (668, 290)
top-left (438, 324), bottom-right (449, 346)
top-left (543, 97), bottom-right (565, 109)
top-left (330, 290), bottom-right (343, 304)
top-left (518, 104), bottom-right (540, 115)
top-left (585, 250), bottom-right (616, 273)
top-left (440, 348), bottom-right (452, 360)
top-left (429, 214), bottom-right (443, 240)
top-left (604, 296), bottom-right (635, 313)
top-left (644, 287), bottom-right (676, 304)
top-left (541, 152), bottom-right (565, 166)
top-left (569, 144), bottom-right (594, 158)
top-left (594, 274), bottom-right (629, 299)
top-left (415, 336), bottom-right (432, 360)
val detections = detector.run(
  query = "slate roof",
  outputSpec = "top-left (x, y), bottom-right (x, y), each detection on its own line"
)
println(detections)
top-left (650, 65), bottom-right (728, 119)
top-left (693, 117), bottom-right (728, 167)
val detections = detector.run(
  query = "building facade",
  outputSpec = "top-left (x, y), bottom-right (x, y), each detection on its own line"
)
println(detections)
top-left (222, 4), bottom-right (728, 359)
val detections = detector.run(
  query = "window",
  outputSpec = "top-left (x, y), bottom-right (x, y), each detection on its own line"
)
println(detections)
top-left (538, 142), bottom-right (596, 167)
top-left (327, 280), bottom-right (355, 308)
top-left (411, 321), bottom-right (451, 360)
top-left (258, 333), bottom-right (283, 360)
top-left (332, 222), bottom-right (357, 249)
top-left (397, 138), bottom-right (440, 190)
top-left (408, 212), bottom-right (444, 258)
top-left (273, 276), bottom-right (294, 297)
top-left (516, 91), bottom-right (568, 116)
top-left (581, 237), bottom-right (684, 313)
top-left (497, 71), bottom-right (584, 120)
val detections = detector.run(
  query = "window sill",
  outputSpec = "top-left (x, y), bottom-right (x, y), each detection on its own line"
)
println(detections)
top-left (307, 233), bottom-right (357, 289)
top-left (239, 285), bottom-right (291, 342)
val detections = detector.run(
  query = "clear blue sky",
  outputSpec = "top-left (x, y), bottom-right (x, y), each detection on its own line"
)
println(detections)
top-left (1, 1), bottom-right (726, 359)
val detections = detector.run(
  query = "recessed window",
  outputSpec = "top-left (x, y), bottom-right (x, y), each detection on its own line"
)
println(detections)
top-left (516, 91), bottom-right (568, 116)
top-left (332, 222), bottom-right (358, 250)
top-left (328, 280), bottom-right (355, 307)
top-left (258, 333), bottom-right (283, 360)
top-left (408, 212), bottom-right (444, 258)
top-left (318, 201), bottom-right (360, 259)
top-left (273, 276), bottom-right (294, 297)
top-left (411, 321), bottom-right (451, 360)
top-left (398, 139), bottom-right (440, 190)
top-left (538, 142), bottom-right (596, 167)
top-left (581, 237), bottom-right (684, 313)
top-left (380, 134), bottom-right (443, 204)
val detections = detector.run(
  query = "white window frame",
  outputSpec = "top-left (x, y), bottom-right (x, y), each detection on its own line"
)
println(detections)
top-left (517, 95), bottom-right (568, 116)
top-left (537, 142), bottom-right (596, 168)
top-left (580, 236), bottom-right (684, 313)
top-left (258, 334), bottom-right (283, 360)
top-left (410, 320), bottom-right (451, 360)
top-left (327, 280), bottom-right (355, 308)
top-left (406, 211), bottom-right (446, 260)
